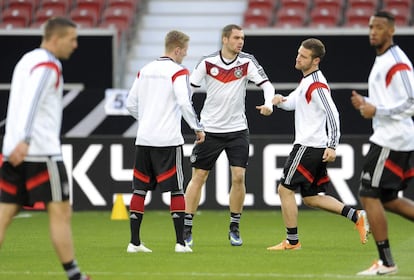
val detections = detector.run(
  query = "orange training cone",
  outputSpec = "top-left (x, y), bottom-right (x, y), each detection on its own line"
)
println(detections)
top-left (111, 194), bottom-right (129, 220)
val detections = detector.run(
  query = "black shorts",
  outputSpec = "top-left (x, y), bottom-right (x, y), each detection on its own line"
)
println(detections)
top-left (279, 144), bottom-right (330, 197)
top-left (132, 145), bottom-right (184, 193)
top-left (359, 143), bottom-right (414, 202)
top-left (0, 156), bottom-right (70, 206)
top-left (190, 129), bottom-right (249, 170)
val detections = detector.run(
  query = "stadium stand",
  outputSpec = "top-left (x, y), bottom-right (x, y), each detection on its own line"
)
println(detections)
top-left (40, 0), bottom-right (71, 14)
top-left (70, 6), bottom-right (99, 27)
top-left (76, 0), bottom-right (105, 17)
top-left (309, 6), bottom-right (342, 27)
top-left (383, 0), bottom-right (412, 10)
top-left (344, 6), bottom-right (374, 27)
top-left (348, 0), bottom-right (379, 10)
top-left (243, 7), bottom-right (274, 28)
top-left (7, 0), bottom-right (36, 22)
top-left (280, 0), bottom-right (310, 10)
top-left (107, 0), bottom-right (139, 10)
top-left (101, 6), bottom-right (133, 29)
top-left (32, 6), bottom-right (65, 25)
top-left (386, 6), bottom-right (412, 25)
top-left (1, 7), bottom-right (31, 26)
top-left (313, 0), bottom-right (344, 13)
top-left (273, 5), bottom-right (307, 27)
top-left (247, 0), bottom-right (276, 10)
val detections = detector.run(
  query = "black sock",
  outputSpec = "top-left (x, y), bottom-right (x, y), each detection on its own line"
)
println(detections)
top-left (230, 212), bottom-right (241, 231)
top-left (286, 227), bottom-right (299, 245)
top-left (341, 206), bottom-right (358, 223)
top-left (377, 239), bottom-right (395, 267)
top-left (130, 212), bottom-right (143, 245)
top-left (63, 260), bottom-right (82, 280)
top-left (172, 211), bottom-right (185, 245)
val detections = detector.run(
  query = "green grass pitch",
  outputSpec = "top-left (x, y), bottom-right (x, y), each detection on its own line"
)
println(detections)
top-left (1, 210), bottom-right (413, 280)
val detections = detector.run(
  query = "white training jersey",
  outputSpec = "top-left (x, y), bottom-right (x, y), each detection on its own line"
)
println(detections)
top-left (366, 45), bottom-right (414, 151)
top-left (2, 48), bottom-right (63, 157)
top-left (277, 70), bottom-right (340, 149)
top-left (191, 51), bottom-right (274, 133)
top-left (126, 57), bottom-right (203, 147)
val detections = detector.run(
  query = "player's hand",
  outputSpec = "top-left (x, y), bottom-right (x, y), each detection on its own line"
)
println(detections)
top-left (351, 90), bottom-right (365, 109)
top-left (8, 141), bottom-right (29, 166)
top-left (255, 105), bottom-right (273, 116)
top-left (272, 94), bottom-right (286, 106)
top-left (194, 130), bottom-right (205, 144)
top-left (322, 147), bottom-right (336, 162)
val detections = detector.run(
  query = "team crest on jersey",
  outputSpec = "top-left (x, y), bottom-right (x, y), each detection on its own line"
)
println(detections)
top-left (234, 67), bottom-right (243, 79)
top-left (210, 67), bottom-right (219, 76)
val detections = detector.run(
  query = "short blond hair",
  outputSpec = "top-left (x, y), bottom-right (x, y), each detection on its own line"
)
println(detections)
top-left (165, 30), bottom-right (190, 52)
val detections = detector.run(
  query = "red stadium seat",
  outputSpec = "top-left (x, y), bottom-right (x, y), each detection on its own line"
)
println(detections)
top-left (7, 0), bottom-right (36, 22)
top-left (386, 6), bottom-right (411, 26)
top-left (344, 7), bottom-right (373, 27)
top-left (0, 21), bottom-right (27, 28)
top-left (347, 0), bottom-right (378, 10)
top-left (247, 0), bottom-right (276, 10)
top-left (40, 0), bottom-right (71, 14)
top-left (99, 19), bottom-right (130, 41)
top-left (76, 0), bottom-right (105, 17)
top-left (33, 6), bottom-right (65, 25)
top-left (309, 6), bottom-right (341, 27)
top-left (274, 6), bottom-right (307, 27)
top-left (280, 0), bottom-right (309, 10)
top-left (383, 0), bottom-right (412, 10)
top-left (107, 0), bottom-right (140, 11)
top-left (313, 0), bottom-right (344, 14)
top-left (102, 6), bottom-right (133, 27)
top-left (243, 8), bottom-right (273, 28)
top-left (1, 7), bottom-right (31, 26)
top-left (70, 7), bottom-right (99, 26)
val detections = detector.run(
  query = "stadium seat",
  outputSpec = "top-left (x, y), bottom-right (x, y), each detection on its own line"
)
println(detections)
top-left (102, 6), bottom-right (133, 28)
top-left (33, 6), bottom-right (65, 25)
top-left (383, 0), bottom-right (412, 10)
top-left (280, 0), bottom-right (309, 10)
top-left (70, 7), bottom-right (99, 26)
top-left (0, 21), bottom-right (27, 28)
top-left (313, 0), bottom-right (344, 14)
top-left (99, 19), bottom-right (130, 40)
top-left (40, 0), bottom-right (71, 14)
top-left (309, 6), bottom-right (341, 27)
top-left (243, 8), bottom-right (273, 28)
top-left (274, 6), bottom-right (307, 27)
top-left (247, 0), bottom-right (276, 10)
top-left (75, 0), bottom-right (105, 17)
top-left (1, 7), bottom-right (31, 26)
top-left (344, 7), bottom-right (373, 27)
top-left (107, 0), bottom-right (140, 11)
top-left (7, 0), bottom-right (36, 22)
top-left (386, 6), bottom-right (411, 26)
top-left (347, 0), bottom-right (378, 10)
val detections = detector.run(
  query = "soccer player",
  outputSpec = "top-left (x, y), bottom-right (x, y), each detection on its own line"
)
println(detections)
top-left (0, 17), bottom-right (90, 280)
top-left (183, 24), bottom-right (274, 247)
top-left (267, 38), bottom-right (369, 251)
top-left (351, 11), bottom-right (414, 276)
top-left (126, 30), bottom-right (205, 253)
